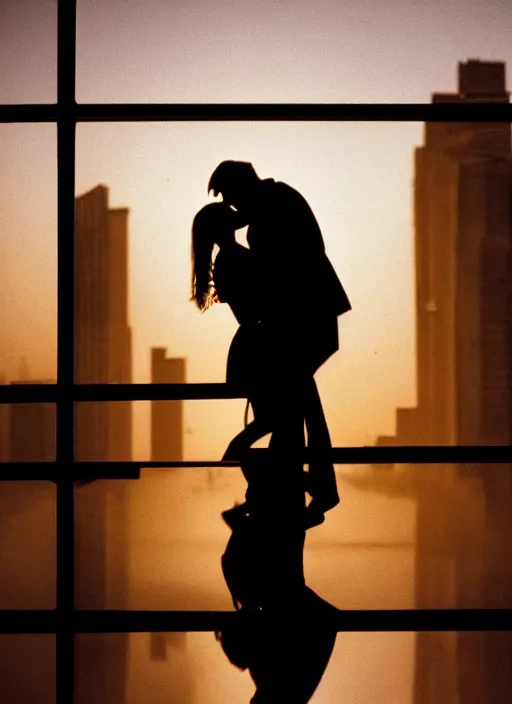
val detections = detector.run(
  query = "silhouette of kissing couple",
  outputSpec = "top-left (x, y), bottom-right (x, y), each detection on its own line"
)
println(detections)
top-left (192, 161), bottom-right (350, 702)
top-left (191, 160), bottom-right (351, 529)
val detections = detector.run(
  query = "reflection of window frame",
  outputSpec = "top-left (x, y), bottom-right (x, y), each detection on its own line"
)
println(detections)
top-left (2, 2), bottom-right (512, 702)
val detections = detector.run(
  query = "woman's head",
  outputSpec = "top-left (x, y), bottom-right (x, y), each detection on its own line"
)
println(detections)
top-left (191, 203), bottom-right (237, 311)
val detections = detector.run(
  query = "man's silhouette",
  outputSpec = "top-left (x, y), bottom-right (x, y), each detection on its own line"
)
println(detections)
top-left (208, 161), bottom-right (351, 523)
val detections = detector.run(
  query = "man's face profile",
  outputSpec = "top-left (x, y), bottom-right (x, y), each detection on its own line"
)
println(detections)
top-left (221, 184), bottom-right (252, 217)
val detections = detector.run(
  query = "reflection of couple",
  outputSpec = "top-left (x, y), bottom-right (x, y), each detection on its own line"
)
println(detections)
top-left (192, 161), bottom-right (348, 702)
top-left (191, 160), bottom-right (351, 528)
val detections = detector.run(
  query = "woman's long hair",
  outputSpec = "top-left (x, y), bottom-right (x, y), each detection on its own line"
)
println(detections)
top-left (191, 205), bottom-right (218, 311)
top-left (191, 203), bottom-right (235, 311)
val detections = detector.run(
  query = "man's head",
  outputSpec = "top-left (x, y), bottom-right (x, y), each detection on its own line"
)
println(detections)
top-left (208, 161), bottom-right (260, 216)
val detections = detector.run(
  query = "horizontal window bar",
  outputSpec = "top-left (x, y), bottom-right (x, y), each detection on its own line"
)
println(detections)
top-left (0, 104), bottom-right (58, 122)
top-left (0, 383), bottom-right (241, 404)
top-left (1, 609), bottom-right (510, 634)
top-left (0, 466), bottom-right (60, 482)
top-left (1, 384), bottom-right (61, 404)
top-left (2, 102), bottom-right (512, 123)
top-left (2, 445), bottom-right (512, 483)
top-left (0, 611), bottom-right (56, 634)
top-left (124, 445), bottom-right (512, 465)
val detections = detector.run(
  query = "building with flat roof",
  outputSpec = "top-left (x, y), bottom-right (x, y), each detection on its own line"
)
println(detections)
top-left (8, 381), bottom-right (56, 462)
top-left (150, 348), bottom-right (185, 462)
top-left (360, 60), bottom-right (512, 704)
top-left (74, 184), bottom-right (132, 461)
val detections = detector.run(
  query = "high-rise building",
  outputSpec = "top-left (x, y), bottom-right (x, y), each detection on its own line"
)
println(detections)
top-left (413, 59), bottom-right (512, 704)
top-left (74, 184), bottom-right (132, 461)
top-left (8, 381), bottom-right (56, 462)
top-left (74, 185), bottom-right (132, 704)
top-left (145, 350), bottom-right (193, 702)
top-left (355, 60), bottom-right (512, 704)
top-left (415, 59), bottom-right (511, 450)
top-left (150, 348), bottom-right (185, 462)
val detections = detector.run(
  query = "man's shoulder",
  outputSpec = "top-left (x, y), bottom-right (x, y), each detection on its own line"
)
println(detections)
top-left (260, 179), bottom-right (313, 216)
top-left (267, 179), bottom-right (302, 198)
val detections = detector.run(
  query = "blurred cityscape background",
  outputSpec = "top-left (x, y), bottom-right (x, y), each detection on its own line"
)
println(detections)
top-left (1, 58), bottom-right (512, 703)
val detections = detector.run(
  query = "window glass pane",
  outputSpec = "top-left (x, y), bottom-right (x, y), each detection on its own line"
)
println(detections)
top-left (340, 462), bottom-right (512, 610)
top-left (75, 463), bottom-right (512, 611)
top-left (76, 633), bottom-right (409, 704)
top-left (77, 119), bottom-right (512, 449)
top-left (0, 636), bottom-right (55, 704)
top-left (1, 401), bottom-right (56, 462)
top-left (0, 0), bottom-right (56, 103)
top-left (78, 631), bottom-right (512, 704)
top-left (76, 634), bottom-right (128, 704)
top-left (77, 0), bottom-right (512, 103)
top-left (75, 121), bottom-right (418, 454)
top-left (0, 125), bottom-right (57, 386)
top-left (73, 399), bottom-right (247, 463)
top-left (75, 466), bottom-right (413, 610)
top-left (75, 479), bottom-right (130, 610)
top-left (0, 482), bottom-right (56, 608)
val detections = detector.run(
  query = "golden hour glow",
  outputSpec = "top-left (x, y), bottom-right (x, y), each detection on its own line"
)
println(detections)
top-left (2, 1), bottom-right (512, 702)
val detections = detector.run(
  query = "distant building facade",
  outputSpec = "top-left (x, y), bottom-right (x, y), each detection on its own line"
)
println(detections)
top-left (360, 60), bottom-right (512, 704)
top-left (74, 185), bottom-right (132, 704)
top-left (415, 59), bottom-right (511, 451)
top-left (74, 184), bottom-right (132, 461)
top-left (8, 381), bottom-right (56, 462)
top-left (0, 378), bottom-right (56, 463)
top-left (148, 350), bottom-right (193, 700)
top-left (150, 348), bottom-right (185, 462)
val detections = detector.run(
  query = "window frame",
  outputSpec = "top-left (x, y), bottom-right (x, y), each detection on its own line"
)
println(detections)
top-left (1, 1), bottom-right (512, 702)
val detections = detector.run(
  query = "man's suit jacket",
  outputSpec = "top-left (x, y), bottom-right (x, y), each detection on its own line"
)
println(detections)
top-left (246, 179), bottom-right (351, 324)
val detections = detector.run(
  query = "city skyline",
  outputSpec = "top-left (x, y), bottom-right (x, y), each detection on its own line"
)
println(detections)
top-left (2, 28), bottom-right (512, 701)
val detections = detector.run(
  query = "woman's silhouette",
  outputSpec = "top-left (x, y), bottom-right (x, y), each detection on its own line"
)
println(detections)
top-left (191, 202), bottom-right (337, 528)
top-left (191, 203), bottom-right (274, 443)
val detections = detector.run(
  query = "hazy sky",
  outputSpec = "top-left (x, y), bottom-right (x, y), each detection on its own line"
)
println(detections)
top-left (3, 0), bottom-right (512, 103)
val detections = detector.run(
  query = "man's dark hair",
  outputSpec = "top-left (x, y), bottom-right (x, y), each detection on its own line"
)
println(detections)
top-left (208, 160), bottom-right (259, 196)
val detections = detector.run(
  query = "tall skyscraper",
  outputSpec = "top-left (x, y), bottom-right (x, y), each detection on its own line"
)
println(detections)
top-left (150, 348), bottom-right (185, 462)
top-left (74, 184), bottom-right (132, 461)
top-left (8, 381), bottom-right (56, 462)
top-left (355, 60), bottom-right (512, 704)
top-left (413, 59), bottom-right (512, 704)
top-left (415, 59), bottom-right (511, 450)
top-left (74, 185), bottom-right (132, 704)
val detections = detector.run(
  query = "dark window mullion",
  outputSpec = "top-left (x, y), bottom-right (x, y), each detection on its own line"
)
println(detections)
top-left (75, 101), bottom-right (512, 122)
top-left (56, 1), bottom-right (77, 703)
top-left (2, 102), bottom-right (512, 123)
top-left (0, 608), bottom-right (509, 634)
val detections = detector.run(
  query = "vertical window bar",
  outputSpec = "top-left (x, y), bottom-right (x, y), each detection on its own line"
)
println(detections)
top-left (56, 0), bottom-right (77, 702)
